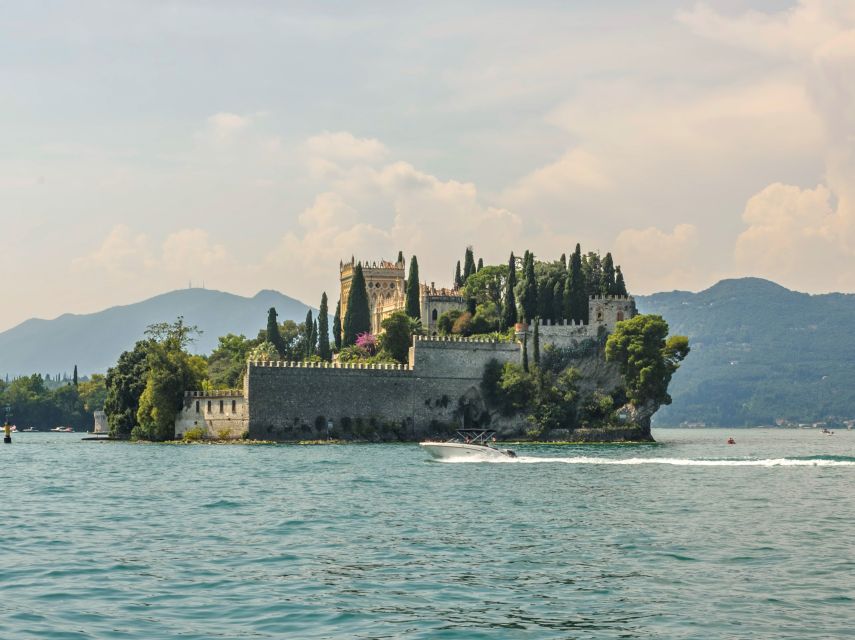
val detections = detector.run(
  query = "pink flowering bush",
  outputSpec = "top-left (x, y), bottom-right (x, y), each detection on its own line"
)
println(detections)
top-left (355, 332), bottom-right (377, 356)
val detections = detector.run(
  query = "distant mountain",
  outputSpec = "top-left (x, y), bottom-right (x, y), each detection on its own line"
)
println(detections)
top-left (0, 289), bottom-right (313, 377)
top-left (636, 278), bottom-right (855, 426)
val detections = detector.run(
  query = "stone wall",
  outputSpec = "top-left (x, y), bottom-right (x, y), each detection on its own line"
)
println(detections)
top-left (175, 390), bottom-right (248, 439)
top-left (247, 338), bottom-right (521, 441)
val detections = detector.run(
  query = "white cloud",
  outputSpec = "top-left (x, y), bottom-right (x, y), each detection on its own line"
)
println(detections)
top-left (614, 224), bottom-right (705, 293)
top-left (206, 112), bottom-right (252, 140)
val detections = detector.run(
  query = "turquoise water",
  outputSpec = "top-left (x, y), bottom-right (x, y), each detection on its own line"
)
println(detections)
top-left (2, 429), bottom-right (854, 639)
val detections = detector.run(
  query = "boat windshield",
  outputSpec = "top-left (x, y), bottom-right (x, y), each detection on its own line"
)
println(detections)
top-left (450, 429), bottom-right (496, 445)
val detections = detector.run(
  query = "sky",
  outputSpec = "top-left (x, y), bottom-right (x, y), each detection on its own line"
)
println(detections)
top-left (2, 0), bottom-right (854, 332)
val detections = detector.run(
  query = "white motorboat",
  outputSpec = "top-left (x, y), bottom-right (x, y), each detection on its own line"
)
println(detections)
top-left (420, 429), bottom-right (517, 461)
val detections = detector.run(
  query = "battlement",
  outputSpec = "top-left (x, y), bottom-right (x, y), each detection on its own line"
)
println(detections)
top-left (340, 257), bottom-right (405, 274)
top-left (589, 294), bottom-right (634, 301)
top-left (414, 335), bottom-right (511, 345)
top-left (537, 319), bottom-right (587, 327)
top-left (420, 282), bottom-right (465, 299)
top-left (249, 360), bottom-right (411, 372)
top-left (184, 390), bottom-right (243, 398)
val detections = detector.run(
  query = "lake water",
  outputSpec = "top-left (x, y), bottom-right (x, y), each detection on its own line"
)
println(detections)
top-left (1, 429), bottom-right (854, 639)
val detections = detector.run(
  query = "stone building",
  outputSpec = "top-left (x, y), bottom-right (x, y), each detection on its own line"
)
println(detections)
top-left (339, 257), bottom-right (466, 337)
top-left (177, 294), bottom-right (639, 441)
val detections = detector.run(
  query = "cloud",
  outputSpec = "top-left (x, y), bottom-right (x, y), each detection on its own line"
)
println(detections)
top-left (613, 224), bottom-right (705, 293)
top-left (503, 148), bottom-right (611, 207)
top-left (206, 112), bottom-right (252, 140)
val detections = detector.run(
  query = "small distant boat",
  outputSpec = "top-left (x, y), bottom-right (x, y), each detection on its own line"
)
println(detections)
top-left (727, 437), bottom-right (736, 445)
top-left (420, 429), bottom-right (517, 460)
top-left (21, 427), bottom-right (36, 432)
top-left (50, 426), bottom-right (73, 433)
top-left (821, 428), bottom-right (834, 435)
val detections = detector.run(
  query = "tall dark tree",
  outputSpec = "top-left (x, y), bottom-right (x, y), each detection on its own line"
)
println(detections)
top-left (463, 246), bottom-right (476, 284)
top-left (311, 320), bottom-right (318, 357)
top-left (502, 252), bottom-right (518, 329)
top-left (583, 252), bottom-right (603, 297)
top-left (560, 253), bottom-right (567, 270)
top-left (343, 263), bottom-right (371, 346)
top-left (104, 341), bottom-right (150, 438)
top-left (567, 244), bottom-right (588, 324)
top-left (405, 255), bottom-right (421, 319)
top-left (267, 307), bottom-right (286, 358)
top-left (533, 319), bottom-right (540, 368)
top-left (72, 365), bottom-right (78, 387)
top-left (304, 309), bottom-right (314, 356)
top-left (520, 251), bottom-right (539, 323)
top-left (397, 250), bottom-right (404, 265)
top-left (538, 278), bottom-right (553, 321)
top-left (552, 279), bottom-right (565, 323)
top-left (614, 266), bottom-right (628, 296)
top-left (477, 257), bottom-right (484, 272)
top-left (522, 335), bottom-right (529, 373)
top-left (333, 299), bottom-right (342, 351)
top-left (318, 292), bottom-right (331, 361)
top-left (454, 261), bottom-right (463, 289)
top-left (601, 252), bottom-right (616, 296)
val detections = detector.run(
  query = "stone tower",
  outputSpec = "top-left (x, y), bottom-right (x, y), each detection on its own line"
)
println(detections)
top-left (339, 257), bottom-right (406, 336)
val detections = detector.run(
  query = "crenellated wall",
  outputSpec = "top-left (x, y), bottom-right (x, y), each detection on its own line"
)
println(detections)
top-left (175, 390), bottom-right (248, 439)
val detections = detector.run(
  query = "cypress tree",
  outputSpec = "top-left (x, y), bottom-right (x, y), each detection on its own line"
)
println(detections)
top-left (538, 276), bottom-right (553, 321)
top-left (454, 261), bottom-right (462, 289)
top-left (318, 292), bottom-right (331, 361)
top-left (477, 257), bottom-right (483, 272)
top-left (522, 335), bottom-right (529, 373)
top-left (267, 307), bottom-right (286, 358)
top-left (501, 252), bottom-right (518, 329)
top-left (583, 252), bottom-right (603, 297)
top-left (552, 279), bottom-right (564, 323)
top-left (73, 365), bottom-right (78, 387)
top-left (614, 266), bottom-right (628, 296)
top-left (533, 319), bottom-right (540, 368)
top-left (304, 309), bottom-right (314, 356)
top-left (568, 244), bottom-right (587, 324)
top-left (343, 263), bottom-right (371, 346)
top-left (312, 319), bottom-right (318, 357)
top-left (397, 250), bottom-right (404, 265)
top-left (520, 251), bottom-right (538, 323)
top-left (560, 253), bottom-right (567, 270)
top-left (405, 255), bottom-right (421, 319)
top-left (333, 299), bottom-right (342, 351)
top-left (601, 252), bottom-right (616, 296)
top-left (463, 246), bottom-right (476, 284)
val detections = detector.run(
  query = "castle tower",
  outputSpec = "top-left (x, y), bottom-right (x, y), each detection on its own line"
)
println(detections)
top-left (339, 257), bottom-right (406, 336)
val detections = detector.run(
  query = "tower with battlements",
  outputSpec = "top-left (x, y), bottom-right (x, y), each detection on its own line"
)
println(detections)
top-left (339, 257), bottom-right (406, 336)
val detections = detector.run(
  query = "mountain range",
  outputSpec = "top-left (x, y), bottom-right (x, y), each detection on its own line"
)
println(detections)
top-left (636, 278), bottom-right (855, 426)
top-left (2, 278), bottom-right (853, 426)
top-left (0, 289), bottom-right (312, 378)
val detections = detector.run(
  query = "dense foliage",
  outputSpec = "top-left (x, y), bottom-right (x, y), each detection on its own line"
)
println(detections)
top-left (0, 372), bottom-right (106, 430)
top-left (605, 315), bottom-right (690, 406)
top-left (343, 262), bottom-right (371, 346)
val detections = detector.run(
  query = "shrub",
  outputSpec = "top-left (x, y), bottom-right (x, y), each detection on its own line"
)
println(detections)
top-left (183, 425), bottom-right (207, 441)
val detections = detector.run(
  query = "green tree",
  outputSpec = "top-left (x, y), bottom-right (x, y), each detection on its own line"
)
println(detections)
top-left (463, 246), bottom-right (476, 284)
top-left (566, 244), bottom-right (587, 323)
top-left (502, 252), bottom-right (518, 329)
top-left (78, 374), bottom-right (108, 412)
top-left (605, 314), bottom-right (690, 406)
top-left (397, 250), bottom-right (404, 265)
top-left (380, 311), bottom-right (418, 363)
top-left (614, 266), bottom-right (628, 296)
top-left (519, 251), bottom-right (539, 323)
top-left (248, 341), bottom-right (279, 361)
top-left (477, 257), bottom-right (484, 272)
top-left (266, 307), bottom-right (286, 358)
top-left (552, 279), bottom-right (564, 323)
top-left (582, 252), bottom-right (603, 298)
top-left (333, 299), bottom-right (342, 351)
top-left (304, 310), bottom-right (314, 356)
top-left (533, 319), bottom-right (540, 368)
top-left (208, 334), bottom-right (253, 388)
top-left (104, 341), bottom-right (151, 438)
top-left (437, 309), bottom-right (463, 335)
top-left (405, 255), bottom-right (421, 319)
top-left (134, 318), bottom-right (206, 441)
top-left (318, 292), bottom-right (332, 361)
top-left (72, 365), bottom-right (78, 387)
top-left (343, 262), bottom-right (371, 346)
top-left (454, 260), bottom-right (462, 289)
top-left (601, 252), bottom-right (616, 296)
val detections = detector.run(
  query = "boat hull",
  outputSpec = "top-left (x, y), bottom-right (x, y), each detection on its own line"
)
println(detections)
top-left (419, 442), bottom-right (515, 460)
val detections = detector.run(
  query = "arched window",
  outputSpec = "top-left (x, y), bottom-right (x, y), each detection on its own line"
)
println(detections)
top-left (432, 309), bottom-right (438, 321)
top-left (616, 311), bottom-right (624, 322)
top-left (231, 400), bottom-right (237, 413)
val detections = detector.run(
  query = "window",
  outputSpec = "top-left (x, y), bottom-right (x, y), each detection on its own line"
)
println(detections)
top-left (432, 309), bottom-right (438, 321)
top-left (232, 400), bottom-right (237, 413)
top-left (617, 311), bottom-right (624, 321)
top-left (219, 400), bottom-right (224, 414)
top-left (195, 400), bottom-right (200, 414)
top-left (207, 401), bottom-right (211, 413)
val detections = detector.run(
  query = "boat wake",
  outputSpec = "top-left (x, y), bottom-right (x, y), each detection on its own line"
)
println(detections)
top-left (439, 455), bottom-right (855, 467)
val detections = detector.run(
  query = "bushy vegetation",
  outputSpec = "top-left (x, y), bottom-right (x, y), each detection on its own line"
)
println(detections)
top-left (0, 372), bottom-right (106, 430)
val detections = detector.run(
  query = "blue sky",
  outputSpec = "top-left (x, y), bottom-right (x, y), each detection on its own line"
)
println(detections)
top-left (2, 1), bottom-right (853, 331)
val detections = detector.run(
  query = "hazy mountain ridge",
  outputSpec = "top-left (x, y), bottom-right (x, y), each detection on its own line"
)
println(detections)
top-left (0, 289), bottom-right (313, 377)
top-left (636, 278), bottom-right (855, 426)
